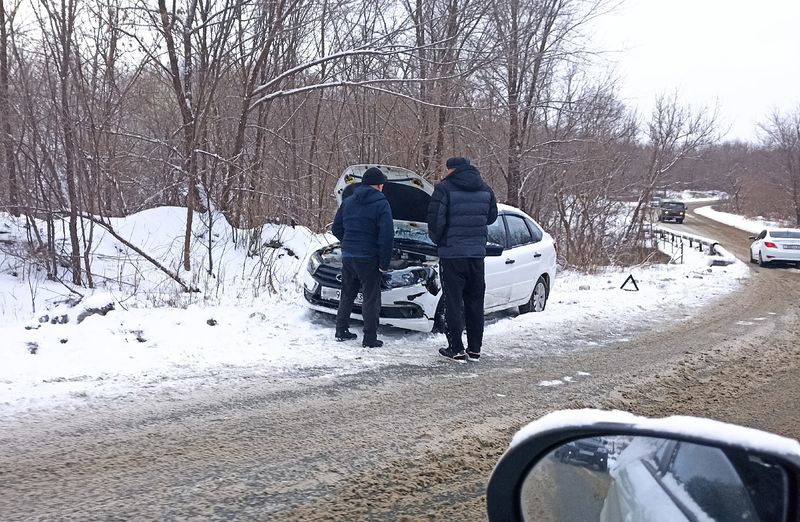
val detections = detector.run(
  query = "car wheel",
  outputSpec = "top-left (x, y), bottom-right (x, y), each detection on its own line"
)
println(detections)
top-left (519, 276), bottom-right (548, 314)
top-left (750, 249), bottom-right (757, 264)
top-left (758, 252), bottom-right (769, 267)
top-left (677, 218), bottom-right (684, 224)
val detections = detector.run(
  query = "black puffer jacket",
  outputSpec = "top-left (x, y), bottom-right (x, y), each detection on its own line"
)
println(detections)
top-left (426, 164), bottom-right (498, 258)
top-left (332, 184), bottom-right (394, 270)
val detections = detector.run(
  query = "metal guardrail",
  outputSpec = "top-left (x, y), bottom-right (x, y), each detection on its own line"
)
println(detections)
top-left (650, 225), bottom-right (736, 266)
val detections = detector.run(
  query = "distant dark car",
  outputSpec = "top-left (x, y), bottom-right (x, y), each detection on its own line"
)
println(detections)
top-left (658, 200), bottom-right (687, 224)
top-left (553, 437), bottom-right (608, 471)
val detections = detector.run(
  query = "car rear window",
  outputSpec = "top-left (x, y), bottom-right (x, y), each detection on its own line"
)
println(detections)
top-left (770, 231), bottom-right (800, 239)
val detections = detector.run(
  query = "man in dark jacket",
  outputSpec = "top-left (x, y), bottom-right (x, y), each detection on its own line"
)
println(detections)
top-left (427, 157), bottom-right (498, 361)
top-left (332, 167), bottom-right (394, 348)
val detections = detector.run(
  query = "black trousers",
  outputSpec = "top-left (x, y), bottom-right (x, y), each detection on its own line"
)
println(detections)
top-left (440, 257), bottom-right (485, 353)
top-left (335, 257), bottom-right (382, 343)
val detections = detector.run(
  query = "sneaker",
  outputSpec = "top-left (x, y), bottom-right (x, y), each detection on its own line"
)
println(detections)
top-left (439, 347), bottom-right (466, 362)
top-left (466, 351), bottom-right (481, 362)
top-left (335, 330), bottom-right (357, 342)
top-left (362, 339), bottom-right (383, 348)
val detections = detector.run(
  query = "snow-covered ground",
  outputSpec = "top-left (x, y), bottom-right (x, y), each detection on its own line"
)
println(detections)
top-left (0, 202), bottom-right (752, 416)
top-left (695, 205), bottom-right (793, 234)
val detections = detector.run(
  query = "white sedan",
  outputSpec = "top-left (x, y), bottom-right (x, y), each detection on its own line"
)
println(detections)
top-left (749, 228), bottom-right (800, 266)
top-left (302, 164), bottom-right (558, 332)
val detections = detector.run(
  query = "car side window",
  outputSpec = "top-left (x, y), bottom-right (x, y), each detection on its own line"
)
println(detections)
top-left (665, 442), bottom-right (757, 521)
top-left (487, 216), bottom-right (507, 247)
top-left (653, 439), bottom-right (675, 471)
top-left (506, 215), bottom-right (533, 247)
top-left (527, 219), bottom-right (543, 243)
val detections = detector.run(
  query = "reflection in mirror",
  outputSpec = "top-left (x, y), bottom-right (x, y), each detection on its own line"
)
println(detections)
top-left (519, 436), bottom-right (790, 522)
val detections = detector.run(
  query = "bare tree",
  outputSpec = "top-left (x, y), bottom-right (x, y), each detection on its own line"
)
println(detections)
top-left (623, 93), bottom-right (717, 244)
top-left (0, 0), bottom-right (17, 217)
top-left (487, 0), bottom-right (607, 207)
top-left (403, 0), bottom-right (491, 176)
top-left (36, 0), bottom-right (83, 285)
top-left (760, 108), bottom-right (800, 225)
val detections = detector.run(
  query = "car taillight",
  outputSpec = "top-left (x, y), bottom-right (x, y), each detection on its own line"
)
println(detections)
top-left (764, 242), bottom-right (777, 248)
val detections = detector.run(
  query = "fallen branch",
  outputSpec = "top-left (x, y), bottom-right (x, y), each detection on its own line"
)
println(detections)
top-left (78, 214), bottom-right (198, 293)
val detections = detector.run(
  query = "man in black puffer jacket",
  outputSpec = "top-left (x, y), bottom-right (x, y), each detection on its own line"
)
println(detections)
top-left (427, 157), bottom-right (498, 361)
top-left (332, 167), bottom-right (393, 348)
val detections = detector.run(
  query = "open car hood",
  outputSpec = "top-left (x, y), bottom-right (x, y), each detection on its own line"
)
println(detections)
top-left (334, 164), bottom-right (434, 223)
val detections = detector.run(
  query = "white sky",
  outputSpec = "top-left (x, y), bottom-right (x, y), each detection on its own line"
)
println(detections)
top-left (591, 0), bottom-right (800, 143)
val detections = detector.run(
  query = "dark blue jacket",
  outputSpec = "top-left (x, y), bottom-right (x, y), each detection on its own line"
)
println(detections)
top-left (332, 184), bottom-right (394, 270)
top-left (426, 164), bottom-right (498, 258)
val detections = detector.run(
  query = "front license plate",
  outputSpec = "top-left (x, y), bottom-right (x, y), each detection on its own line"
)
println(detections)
top-left (320, 286), bottom-right (363, 304)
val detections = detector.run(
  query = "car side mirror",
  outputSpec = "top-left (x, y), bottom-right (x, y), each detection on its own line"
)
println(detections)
top-left (749, 236), bottom-right (756, 241)
top-left (486, 243), bottom-right (504, 256)
top-left (486, 410), bottom-right (800, 521)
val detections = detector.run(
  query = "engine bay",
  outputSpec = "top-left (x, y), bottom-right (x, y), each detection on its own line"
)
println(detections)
top-left (318, 243), bottom-right (438, 271)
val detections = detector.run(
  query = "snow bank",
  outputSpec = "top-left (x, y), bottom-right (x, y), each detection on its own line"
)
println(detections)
top-left (695, 205), bottom-right (791, 234)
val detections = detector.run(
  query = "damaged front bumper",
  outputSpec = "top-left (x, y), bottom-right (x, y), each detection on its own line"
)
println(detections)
top-left (302, 269), bottom-right (440, 332)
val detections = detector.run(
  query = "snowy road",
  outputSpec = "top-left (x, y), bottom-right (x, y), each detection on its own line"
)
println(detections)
top-left (2, 205), bottom-right (800, 520)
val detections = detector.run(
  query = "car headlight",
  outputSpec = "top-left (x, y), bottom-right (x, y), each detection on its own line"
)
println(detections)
top-left (383, 268), bottom-right (433, 289)
top-left (307, 252), bottom-right (322, 274)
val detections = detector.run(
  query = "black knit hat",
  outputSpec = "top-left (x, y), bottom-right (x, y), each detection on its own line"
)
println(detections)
top-left (362, 167), bottom-right (388, 186)
top-left (446, 157), bottom-right (470, 169)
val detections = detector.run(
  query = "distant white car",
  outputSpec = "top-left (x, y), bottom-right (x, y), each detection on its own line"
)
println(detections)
top-left (749, 228), bottom-right (800, 266)
top-left (302, 164), bottom-right (558, 332)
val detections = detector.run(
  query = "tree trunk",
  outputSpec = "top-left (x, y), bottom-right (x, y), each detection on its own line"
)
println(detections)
top-left (0, 0), bottom-right (17, 217)
top-left (58, 0), bottom-right (82, 285)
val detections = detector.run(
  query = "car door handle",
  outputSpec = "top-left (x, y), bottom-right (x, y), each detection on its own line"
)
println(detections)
top-left (533, 253), bottom-right (542, 258)
top-left (505, 258), bottom-right (515, 265)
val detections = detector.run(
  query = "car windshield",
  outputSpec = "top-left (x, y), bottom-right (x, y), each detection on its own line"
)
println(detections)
top-left (770, 230), bottom-right (800, 239)
top-left (662, 202), bottom-right (685, 210)
top-left (394, 222), bottom-right (434, 246)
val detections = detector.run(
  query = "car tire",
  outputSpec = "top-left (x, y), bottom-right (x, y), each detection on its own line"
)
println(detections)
top-left (519, 276), bottom-right (548, 314)
top-left (598, 460), bottom-right (607, 472)
top-left (677, 219), bottom-right (684, 224)
top-left (758, 252), bottom-right (769, 267)
top-left (750, 250), bottom-right (757, 264)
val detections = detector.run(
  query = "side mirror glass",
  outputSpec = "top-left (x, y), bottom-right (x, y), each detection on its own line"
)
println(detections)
top-left (486, 243), bottom-right (504, 256)
top-left (518, 436), bottom-right (789, 521)
top-left (486, 410), bottom-right (800, 522)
